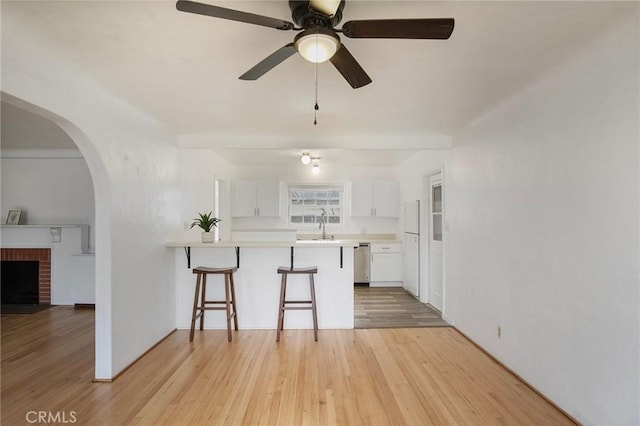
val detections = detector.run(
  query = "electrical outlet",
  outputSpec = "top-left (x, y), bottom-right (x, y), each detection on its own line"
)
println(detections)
top-left (497, 326), bottom-right (502, 339)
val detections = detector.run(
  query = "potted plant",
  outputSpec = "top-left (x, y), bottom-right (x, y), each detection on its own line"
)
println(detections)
top-left (190, 211), bottom-right (221, 243)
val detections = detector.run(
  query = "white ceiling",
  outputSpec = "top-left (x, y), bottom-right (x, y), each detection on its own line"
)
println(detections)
top-left (0, 1), bottom-right (631, 165)
top-left (1, 102), bottom-right (77, 150)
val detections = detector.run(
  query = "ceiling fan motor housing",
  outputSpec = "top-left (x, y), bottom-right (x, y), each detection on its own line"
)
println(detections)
top-left (289, 0), bottom-right (345, 28)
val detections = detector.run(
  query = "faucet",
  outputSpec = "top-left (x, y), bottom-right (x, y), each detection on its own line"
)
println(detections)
top-left (319, 211), bottom-right (327, 240)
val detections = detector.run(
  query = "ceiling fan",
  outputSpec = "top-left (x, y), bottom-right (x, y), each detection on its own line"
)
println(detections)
top-left (176, 0), bottom-right (454, 89)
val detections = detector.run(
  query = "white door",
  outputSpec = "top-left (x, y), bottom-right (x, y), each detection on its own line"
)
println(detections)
top-left (428, 173), bottom-right (444, 311)
top-left (214, 179), bottom-right (230, 241)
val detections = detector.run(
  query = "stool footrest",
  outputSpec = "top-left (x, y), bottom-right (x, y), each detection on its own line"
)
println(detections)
top-left (277, 266), bottom-right (318, 274)
top-left (198, 307), bottom-right (234, 312)
top-left (283, 306), bottom-right (312, 311)
top-left (284, 300), bottom-right (312, 304)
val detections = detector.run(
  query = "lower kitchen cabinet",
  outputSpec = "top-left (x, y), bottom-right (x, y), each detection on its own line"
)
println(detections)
top-left (370, 243), bottom-right (402, 286)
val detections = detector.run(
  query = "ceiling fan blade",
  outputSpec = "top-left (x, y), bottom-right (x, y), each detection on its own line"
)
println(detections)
top-left (342, 18), bottom-right (454, 39)
top-left (176, 0), bottom-right (295, 31)
top-left (309, 0), bottom-right (342, 17)
top-left (239, 43), bottom-right (298, 80)
top-left (329, 44), bottom-right (372, 89)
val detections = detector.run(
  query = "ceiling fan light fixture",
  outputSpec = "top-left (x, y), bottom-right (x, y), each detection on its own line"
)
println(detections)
top-left (301, 152), bottom-right (312, 165)
top-left (294, 29), bottom-right (340, 63)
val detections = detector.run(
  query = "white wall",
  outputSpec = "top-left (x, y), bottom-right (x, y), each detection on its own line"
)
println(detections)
top-left (446, 12), bottom-right (639, 425)
top-left (177, 149), bottom-right (236, 241)
top-left (233, 163), bottom-right (400, 235)
top-left (397, 150), bottom-right (450, 221)
top-left (1, 150), bottom-right (96, 251)
top-left (3, 25), bottom-right (182, 379)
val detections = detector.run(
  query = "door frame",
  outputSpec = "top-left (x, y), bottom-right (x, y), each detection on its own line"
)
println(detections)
top-left (421, 167), bottom-right (445, 312)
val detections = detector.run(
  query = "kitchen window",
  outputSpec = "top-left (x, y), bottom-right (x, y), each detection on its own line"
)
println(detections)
top-left (288, 186), bottom-right (343, 226)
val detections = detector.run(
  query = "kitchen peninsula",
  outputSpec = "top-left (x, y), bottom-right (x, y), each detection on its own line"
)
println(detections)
top-left (166, 239), bottom-right (357, 331)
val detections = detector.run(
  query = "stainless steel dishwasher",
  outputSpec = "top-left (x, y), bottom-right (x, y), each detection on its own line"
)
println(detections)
top-left (354, 243), bottom-right (370, 286)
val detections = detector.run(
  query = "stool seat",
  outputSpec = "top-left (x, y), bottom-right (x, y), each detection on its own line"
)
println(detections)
top-left (190, 266), bottom-right (238, 342)
top-left (193, 266), bottom-right (238, 274)
top-left (277, 266), bottom-right (318, 274)
top-left (276, 266), bottom-right (319, 342)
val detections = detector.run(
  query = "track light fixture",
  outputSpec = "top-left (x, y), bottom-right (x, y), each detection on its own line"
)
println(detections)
top-left (301, 152), bottom-right (321, 174)
top-left (301, 152), bottom-right (312, 165)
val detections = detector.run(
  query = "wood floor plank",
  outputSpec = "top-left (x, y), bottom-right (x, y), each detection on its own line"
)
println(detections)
top-left (1, 307), bottom-right (575, 425)
top-left (354, 287), bottom-right (450, 329)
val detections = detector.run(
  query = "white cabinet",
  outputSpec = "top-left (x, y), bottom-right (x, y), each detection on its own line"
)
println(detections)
top-left (232, 181), bottom-right (281, 217)
top-left (351, 181), bottom-right (398, 217)
top-left (370, 243), bottom-right (402, 285)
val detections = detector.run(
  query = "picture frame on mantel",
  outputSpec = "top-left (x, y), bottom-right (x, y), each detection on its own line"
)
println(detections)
top-left (6, 209), bottom-right (22, 225)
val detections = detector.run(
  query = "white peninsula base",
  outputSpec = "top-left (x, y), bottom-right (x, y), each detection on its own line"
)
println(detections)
top-left (170, 242), bottom-right (355, 331)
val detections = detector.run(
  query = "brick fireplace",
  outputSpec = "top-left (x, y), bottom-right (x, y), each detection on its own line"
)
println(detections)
top-left (1, 248), bottom-right (51, 304)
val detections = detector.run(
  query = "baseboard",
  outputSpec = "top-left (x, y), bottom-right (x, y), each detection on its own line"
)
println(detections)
top-left (74, 303), bottom-right (95, 309)
top-left (452, 327), bottom-right (579, 425)
top-left (93, 328), bottom-right (177, 383)
top-left (369, 281), bottom-right (403, 287)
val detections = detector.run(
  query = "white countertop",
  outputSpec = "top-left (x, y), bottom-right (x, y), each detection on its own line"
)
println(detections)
top-left (1, 224), bottom-right (88, 228)
top-left (166, 240), bottom-right (359, 248)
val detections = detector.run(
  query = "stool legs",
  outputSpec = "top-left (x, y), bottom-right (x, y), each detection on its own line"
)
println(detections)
top-left (190, 269), bottom-right (238, 343)
top-left (276, 270), bottom-right (318, 342)
top-left (229, 273), bottom-right (239, 331)
top-left (190, 272), bottom-right (202, 342)
top-left (200, 274), bottom-right (207, 331)
top-left (276, 273), bottom-right (287, 342)
top-left (224, 273), bottom-right (232, 342)
top-left (309, 274), bottom-right (318, 342)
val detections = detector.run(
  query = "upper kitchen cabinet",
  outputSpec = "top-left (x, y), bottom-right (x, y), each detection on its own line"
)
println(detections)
top-left (232, 180), bottom-right (281, 218)
top-left (351, 181), bottom-right (398, 218)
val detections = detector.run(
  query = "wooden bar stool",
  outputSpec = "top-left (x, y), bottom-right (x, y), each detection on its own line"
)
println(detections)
top-left (276, 266), bottom-right (318, 342)
top-left (190, 266), bottom-right (238, 342)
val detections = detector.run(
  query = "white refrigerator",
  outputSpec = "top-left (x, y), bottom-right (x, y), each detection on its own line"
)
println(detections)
top-left (403, 200), bottom-right (420, 298)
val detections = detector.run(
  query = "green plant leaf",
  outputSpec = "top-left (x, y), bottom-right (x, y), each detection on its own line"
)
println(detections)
top-left (189, 211), bottom-right (221, 232)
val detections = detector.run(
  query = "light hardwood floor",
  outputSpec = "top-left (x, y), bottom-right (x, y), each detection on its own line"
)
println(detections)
top-left (1, 307), bottom-right (575, 425)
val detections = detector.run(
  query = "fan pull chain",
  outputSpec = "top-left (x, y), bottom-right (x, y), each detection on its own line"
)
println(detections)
top-left (313, 41), bottom-right (319, 125)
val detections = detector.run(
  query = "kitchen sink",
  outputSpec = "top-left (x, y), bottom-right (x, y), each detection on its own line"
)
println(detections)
top-left (296, 239), bottom-right (341, 244)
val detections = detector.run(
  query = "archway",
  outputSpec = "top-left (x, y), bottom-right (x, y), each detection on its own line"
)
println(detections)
top-left (1, 92), bottom-right (112, 378)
